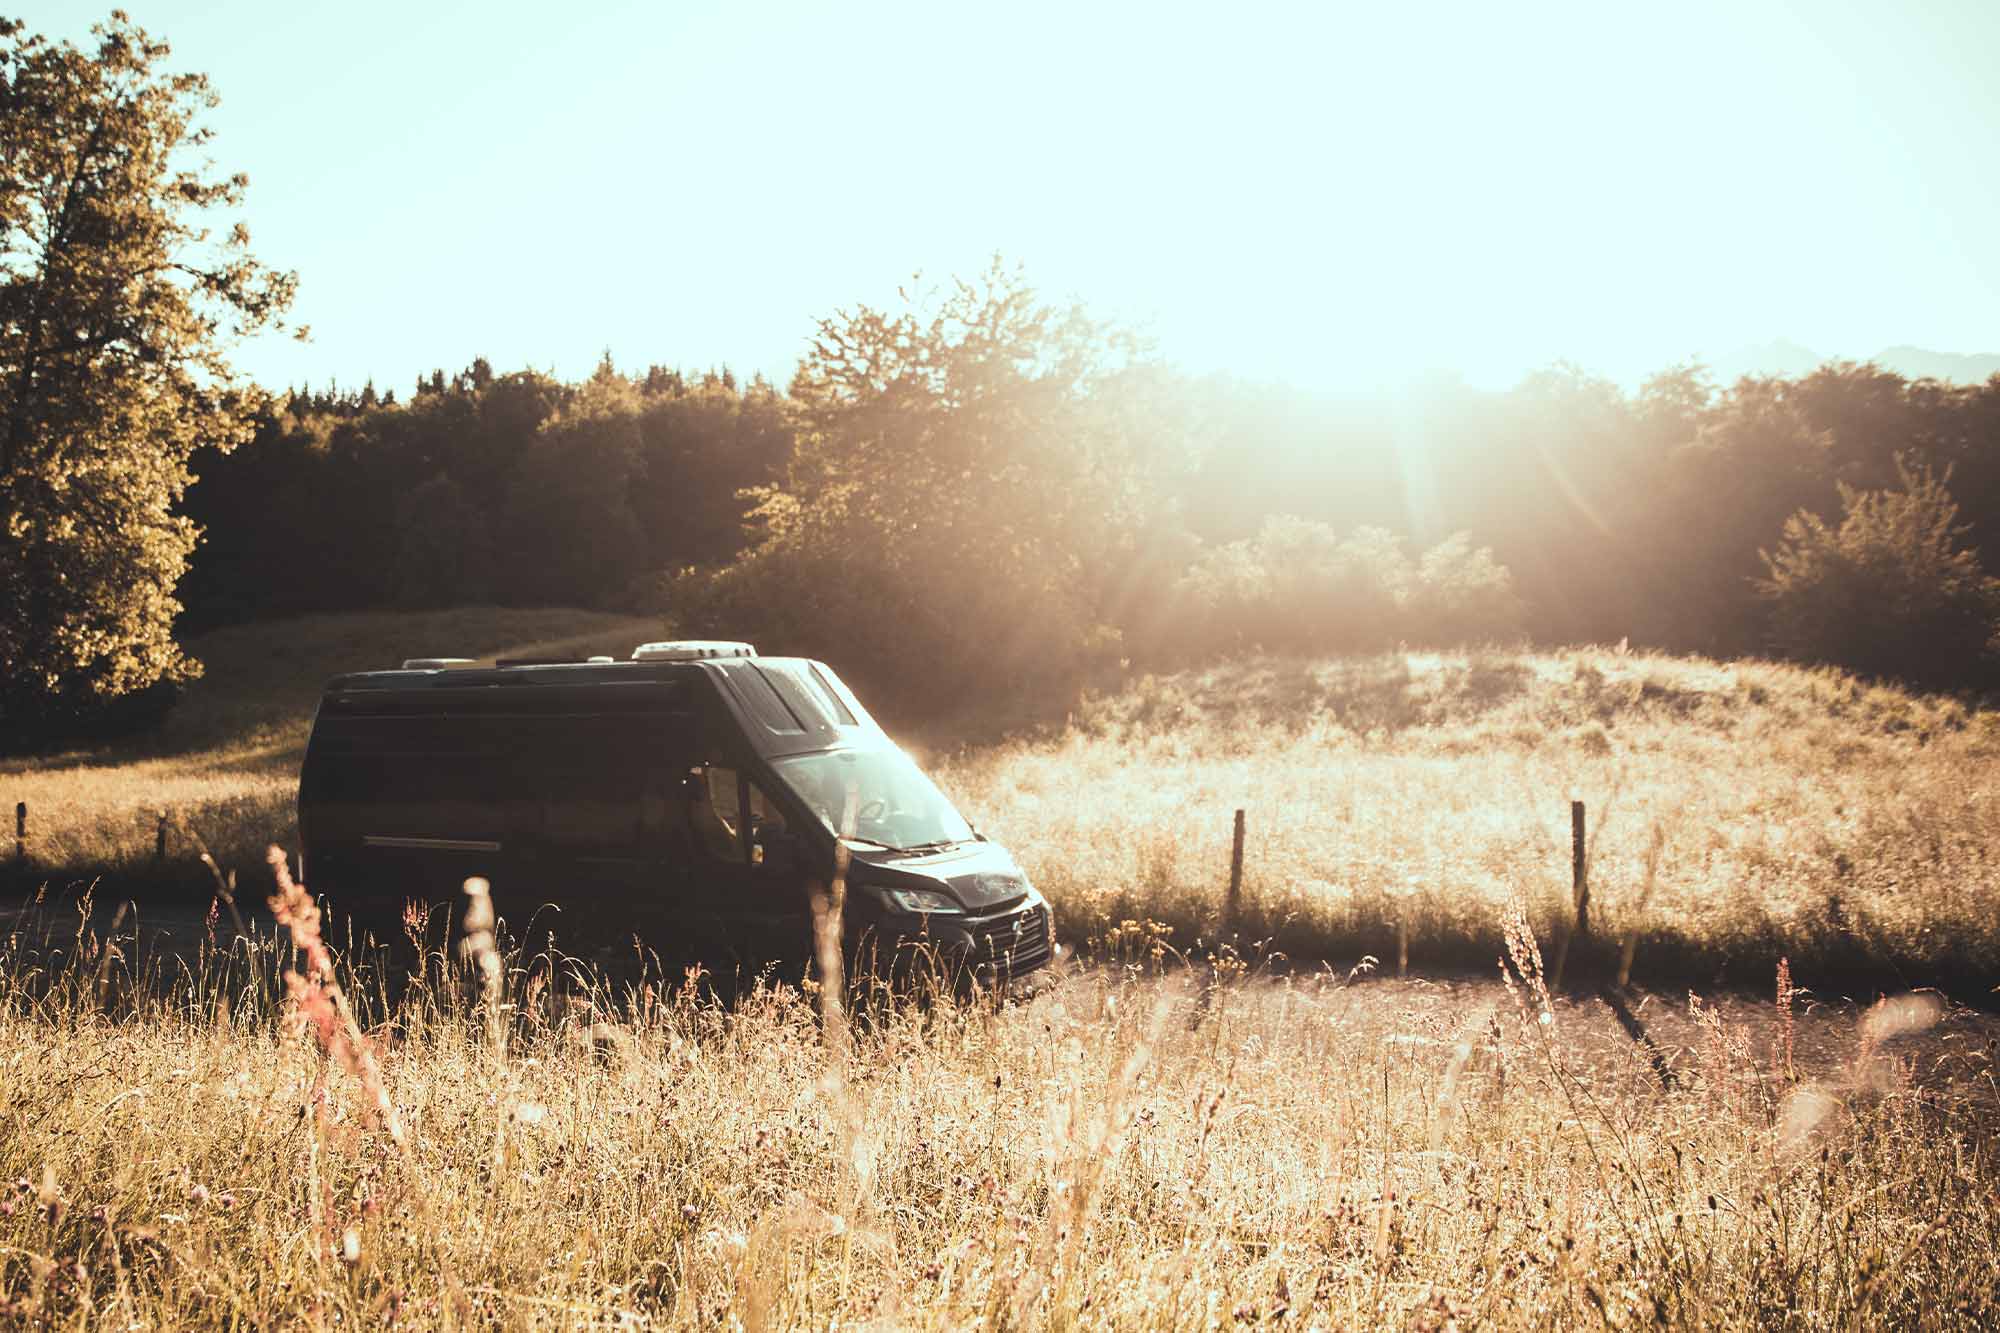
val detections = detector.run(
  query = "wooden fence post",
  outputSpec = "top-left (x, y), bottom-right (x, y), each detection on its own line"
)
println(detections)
top-left (13, 801), bottom-right (23, 863)
top-left (1225, 808), bottom-right (1245, 938)
top-left (1551, 799), bottom-right (1588, 992)
top-left (155, 813), bottom-right (169, 863)
top-left (1572, 800), bottom-right (1589, 939)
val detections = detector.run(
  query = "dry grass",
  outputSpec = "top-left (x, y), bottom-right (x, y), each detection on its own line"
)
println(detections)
top-left (9, 620), bottom-right (1999, 1325)
top-left (0, 609), bottom-right (661, 881)
top-left (0, 882), bottom-right (1995, 1328)
top-left (935, 647), bottom-right (2000, 989)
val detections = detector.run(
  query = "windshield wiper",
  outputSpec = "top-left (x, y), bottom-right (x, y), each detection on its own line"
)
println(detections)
top-left (838, 834), bottom-right (969, 855)
top-left (895, 838), bottom-right (968, 854)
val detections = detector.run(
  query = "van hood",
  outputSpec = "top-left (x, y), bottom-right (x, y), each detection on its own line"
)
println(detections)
top-left (844, 839), bottom-right (1032, 912)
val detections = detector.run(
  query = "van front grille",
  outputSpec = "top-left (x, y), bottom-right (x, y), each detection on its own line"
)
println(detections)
top-left (969, 904), bottom-right (1052, 978)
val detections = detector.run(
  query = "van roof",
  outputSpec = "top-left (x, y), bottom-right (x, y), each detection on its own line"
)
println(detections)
top-left (318, 655), bottom-right (886, 758)
top-left (325, 658), bottom-right (698, 692)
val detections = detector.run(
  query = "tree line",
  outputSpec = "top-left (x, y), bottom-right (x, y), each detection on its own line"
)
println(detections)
top-left (170, 264), bottom-right (2000, 712)
top-left (179, 358), bottom-right (789, 627)
top-left (9, 13), bottom-right (2000, 743)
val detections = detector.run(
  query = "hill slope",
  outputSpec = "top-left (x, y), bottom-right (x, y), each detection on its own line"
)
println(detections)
top-left (938, 648), bottom-right (2000, 990)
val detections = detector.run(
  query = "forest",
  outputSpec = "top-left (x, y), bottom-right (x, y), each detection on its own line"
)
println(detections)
top-left (169, 323), bottom-right (2000, 714)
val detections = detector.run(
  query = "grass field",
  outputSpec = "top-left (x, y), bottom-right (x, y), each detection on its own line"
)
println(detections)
top-left (6, 611), bottom-right (2000, 1325)
top-left (0, 891), bottom-right (1994, 1327)
top-left (8, 608), bottom-right (2000, 991)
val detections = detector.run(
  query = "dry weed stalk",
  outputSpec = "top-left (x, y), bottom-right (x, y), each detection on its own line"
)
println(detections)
top-left (266, 845), bottom-right (404, 1147)
top-left (263, 847), bottom-right (479, 1322)
top-left (1498, 893), bottom-right (1553, 1035)
top-left (1774, 955), bottom-right (1798, 1084)
top-left (1616, 817), bottom-right (1669, 989)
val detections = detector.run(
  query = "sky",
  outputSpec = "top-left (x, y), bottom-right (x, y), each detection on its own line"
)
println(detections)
top-left (30, 0), bottom-right (2000, 395)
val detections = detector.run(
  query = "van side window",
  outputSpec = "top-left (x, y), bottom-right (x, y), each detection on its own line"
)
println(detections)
top-left (747, 781), bottom-right (786, 836)
top-left (746, 779), bottom-right (788, 866)
top-left (693, 764), bottom-right (743, 862)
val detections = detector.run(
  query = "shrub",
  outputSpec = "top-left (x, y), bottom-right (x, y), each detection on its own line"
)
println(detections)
top-left (1757, 456), bottom-right (2000, 687)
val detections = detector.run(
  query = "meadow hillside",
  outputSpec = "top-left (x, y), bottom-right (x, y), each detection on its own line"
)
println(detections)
top-left (936, 648), bottom-right (2000, 992)
top-left (7, 608), bottom-right (1999, 991)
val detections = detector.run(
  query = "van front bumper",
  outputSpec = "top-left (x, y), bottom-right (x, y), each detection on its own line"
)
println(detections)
top-left (875, 900), bottom-right (1057, 983)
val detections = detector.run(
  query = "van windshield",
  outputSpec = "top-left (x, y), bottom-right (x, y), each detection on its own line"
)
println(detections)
top-left (771, 747), bottom-right (975, 851)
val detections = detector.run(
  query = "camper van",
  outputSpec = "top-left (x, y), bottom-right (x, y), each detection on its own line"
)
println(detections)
top-left (296, 642), bottom-right (1056, 988)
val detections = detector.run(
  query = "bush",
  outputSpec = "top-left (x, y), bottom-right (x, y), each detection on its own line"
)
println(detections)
top-left (1166, 517), bottom-right (1522, 659)
top-left (1757, 456), bottom-right (2000, 687)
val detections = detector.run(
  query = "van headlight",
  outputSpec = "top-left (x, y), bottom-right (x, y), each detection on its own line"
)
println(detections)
top-left (876, 887), bottom-right (962, 914)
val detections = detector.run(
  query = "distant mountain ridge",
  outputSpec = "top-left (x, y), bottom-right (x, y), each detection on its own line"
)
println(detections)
top-left (1706, 339), bottom-right (2000, 385)
top-left (1871, 346), bottom-right (2000, 384)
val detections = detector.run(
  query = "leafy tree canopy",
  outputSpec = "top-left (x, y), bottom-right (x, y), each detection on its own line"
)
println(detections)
top-left (687, 259), bottom-right (1194, 700)
top-left (0, 11), bottom-right (294, 739)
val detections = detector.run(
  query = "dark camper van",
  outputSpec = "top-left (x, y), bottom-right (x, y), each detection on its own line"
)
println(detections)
top-left (297, 641), bottom-right (1057, 989)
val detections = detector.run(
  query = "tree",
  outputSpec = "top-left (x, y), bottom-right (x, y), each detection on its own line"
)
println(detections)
top-left (631, 370), bottom-right (791, 570)
top-left (671, 260), bottom-right (1190, 704)
top-left (1645, 379), bottom-right (1836, 654)
top-left (1757, 457), bottom-right (1998, 687)
top-left (394, 473), bottom-right (491, 608)
top-left (0, 13), bottom-right (294, 739)
top-left (498, 377), bottom-right (649, 607)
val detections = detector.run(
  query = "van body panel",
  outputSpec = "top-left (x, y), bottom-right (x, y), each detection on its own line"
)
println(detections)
top-left (295, 655), bottom-right (1055, 986)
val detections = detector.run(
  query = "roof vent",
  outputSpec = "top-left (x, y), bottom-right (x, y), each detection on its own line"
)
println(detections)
top-left (631, 640), bottom-right (758, 662)
top-left (401, 657), bottom-right (476, 670)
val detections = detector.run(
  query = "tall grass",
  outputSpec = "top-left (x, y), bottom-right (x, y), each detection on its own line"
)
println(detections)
top-left (1, 867), bottom-right (1994, 1327)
